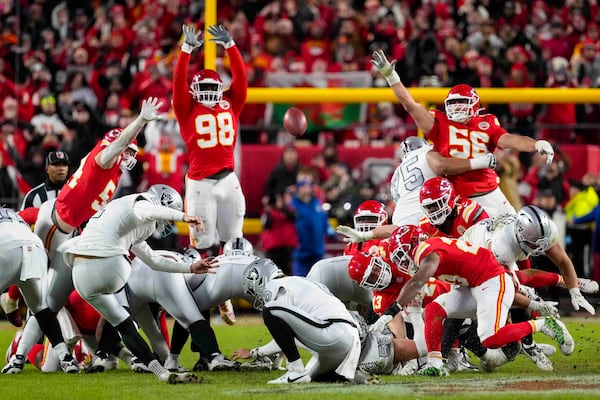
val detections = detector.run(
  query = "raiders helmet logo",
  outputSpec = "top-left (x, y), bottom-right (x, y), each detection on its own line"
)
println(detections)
top-left (478, 121), bottom-right (490, 130)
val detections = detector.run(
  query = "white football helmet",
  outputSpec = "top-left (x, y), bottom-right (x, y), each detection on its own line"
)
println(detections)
top-left (514, 205), bottom-right (558, 256)
top-left (146, 184), bottom-right (183, 237)
top-left (397, 136), bottom-right (430, 161)
top-left (242, 258), bottom-right (284, 310)
top-left (223, 237), bottom-right (254, 257)
top-left (190, 69), bottom-right (223, 108)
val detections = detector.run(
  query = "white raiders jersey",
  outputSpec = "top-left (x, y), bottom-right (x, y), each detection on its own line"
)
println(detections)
top-left (263, 276), bottom-right (356, 323)
top-left (306, 256), bottom-right (373, 308)
top-left (461, 214), bottom-right (528, 267)
top-left (184, 254), bottom-right (259, 310)
top-left (390, 145), bottom-right (436, 226)
top-left (64, 193), bottom-right (183, 258)
top-left (357, 329), bottom-right (395, 375)
top-left (0, 207), bottom-right (44, 251)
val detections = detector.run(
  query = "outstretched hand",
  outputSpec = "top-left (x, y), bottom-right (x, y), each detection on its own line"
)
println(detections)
top-left (336, 225), bottom-right (369, 243)
top-left (140, 97), bottom-right (163, 121)
top-left (370, 49), bottom-right (396, 77)
top-left (190, 256), bottom-right (219, 274)
top-left (183, 214), bottom-right (205, 233)
top-left (207, 24), bottom-right (234, 49)
top-left (182, 24), bottom-right (203, 51)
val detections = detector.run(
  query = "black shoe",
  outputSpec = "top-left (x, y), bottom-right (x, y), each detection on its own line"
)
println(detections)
top-left (192, 356), bottom-right (210, 372)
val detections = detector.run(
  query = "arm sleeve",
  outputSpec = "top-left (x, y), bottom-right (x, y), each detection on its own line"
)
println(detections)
top-left (131, 241), bottom-right (191, 273)
top-left (172, 51), bottom-right (193, 125)
top-left (225, 46), bottom-right (248, 116)
top-left (132, 199), bottom-right (185, 223)
top-left (98, 116), bottom-right (146, 165)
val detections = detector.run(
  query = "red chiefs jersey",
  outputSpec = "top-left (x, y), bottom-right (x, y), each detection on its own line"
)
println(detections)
top-left (427, 110), bottom-right (507, 197)
top-left (173, 48), bottom-right (247, 180)
top-left (55, 141), bottom-right (123, 227)
top-left (419, 197), bottom-right (489, 238)
top-left (344, 239), bottom-right (382, 256)
top-left (414, 237), bottom-right (506, 287)
top-left (64, 291), bottom-right (101, 335)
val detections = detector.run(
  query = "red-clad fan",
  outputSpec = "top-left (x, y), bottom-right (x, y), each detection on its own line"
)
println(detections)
top-left (417, 177), bottom-right (489, 238)
top-left (173, 24), bottom-right (248, 256)
top-left (344, 200), bottom-right (388, 257)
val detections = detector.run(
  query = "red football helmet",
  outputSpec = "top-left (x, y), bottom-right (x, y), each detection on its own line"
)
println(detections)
top-left (353, 200), bottom-right (388, 233)
top-left (388, 225), bottom-right (428, 275)
top-left (419, 177), bottom-right (456, 225)
top-left (444, 84), bottom-right (480, 123)
top-left (102, 128), bottom-right (122, 144)
top-left (190, 69), bottom-right (223, 107)
top-left (347, 252), bottom-right (392, 291)
top-left (122, 139), bottom-right (139, 170)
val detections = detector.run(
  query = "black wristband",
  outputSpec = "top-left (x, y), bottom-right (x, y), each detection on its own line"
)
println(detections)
top-left (383, 303), bottom-right (402, 317)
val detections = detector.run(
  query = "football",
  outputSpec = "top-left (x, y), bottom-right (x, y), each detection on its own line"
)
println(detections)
top-left (283, 107), bottom-right (308, 137)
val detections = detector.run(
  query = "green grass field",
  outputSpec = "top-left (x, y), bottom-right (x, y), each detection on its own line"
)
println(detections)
top-left (0, 313), bottom-right (600, 400)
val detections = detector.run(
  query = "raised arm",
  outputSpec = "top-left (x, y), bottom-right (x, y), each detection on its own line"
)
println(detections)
top-left (371, 50), bottom-right (435, 134)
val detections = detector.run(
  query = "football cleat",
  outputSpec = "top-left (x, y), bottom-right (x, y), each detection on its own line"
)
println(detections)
top-left (218, 299), bottom-right (236, 325)
top-left (353, 369), bottom-right (381, 385)
top-left (578, 278), bottom-right (599, 294)
top-left (60, 354), bottom-right (80, 373)
top-left (85, 351), bottom-right (118, 373)
top-left (501, 341), bottom-right (522, 361)
top-left (240, 355), bottom-right (275, 371)
top-left (2, 354), bottom-right (25, 374)
top-left (207, 353), bottom-right (240, 371)
top-left (540, 316), bottom-right (575, 355)
top-left (164, 356), bottom-right (189, 373)
top-left (131, 356), bottom-right (151, 373)
top-left (415, 363), bottom-right (449, 377)
top-left (192, 355), bottom-right (210, 372)
top-left (537, 343), bottom-right (556, 357)
top-left (446, 347), bottom-right (479, 372)
top-left (479, 348), bottom-right (509, 372)
top-left (267, 369), bottom-right (311, 384)
top-left (522, 342), bottom-right (553, 371)
top-left (159, 371), bottom-right (200, 384)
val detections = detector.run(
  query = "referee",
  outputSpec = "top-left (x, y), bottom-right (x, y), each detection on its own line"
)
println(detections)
top-left (20, 150), bottom-right (70, 210)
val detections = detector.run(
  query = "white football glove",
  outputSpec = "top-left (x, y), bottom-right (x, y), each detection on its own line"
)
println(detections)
top-left (534, 140), bottom-right (554, 166)
top-left (336, 225), bottom-right (373, 243)
top-left (469, 153), bottom-right (496, 170)
top-left (369, 314), bottom-right (393, 333)
top-left (181, 24), bottom-right (203, 53)
top-left (207, 24), bottom-right (234, 49)
top-left (527, 299), bottom-right (559, 316)
top-left (140, 97), bottom-right (163, 121)
top-left (370, 49), bottom-right (400, 86)
top-left (570, 287), bottom-right (596, 315)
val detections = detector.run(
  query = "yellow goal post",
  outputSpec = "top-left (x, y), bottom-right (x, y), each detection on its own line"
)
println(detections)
top-left (246, 87), bottom-right (600, 104)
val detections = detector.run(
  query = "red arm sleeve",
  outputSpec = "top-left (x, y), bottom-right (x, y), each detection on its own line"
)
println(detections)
top-left (18, 207), bottom-right (39, 226)
top-left (225, 46), bottom-right (248, 117)
top-left (173, 51), bottom-right (193, 126)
